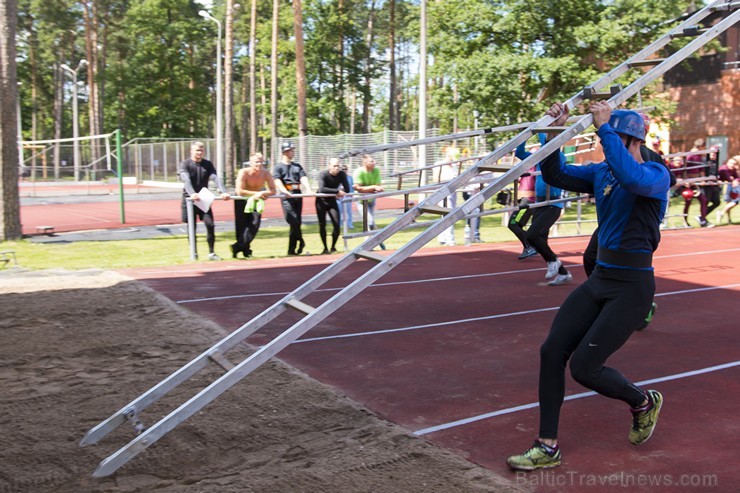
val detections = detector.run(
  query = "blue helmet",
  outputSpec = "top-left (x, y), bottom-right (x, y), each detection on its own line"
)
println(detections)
top-left (608, 110), bottom-right (645, 141)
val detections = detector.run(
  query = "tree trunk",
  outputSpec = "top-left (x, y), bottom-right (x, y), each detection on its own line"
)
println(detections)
top-left (53, 61), bottom-right (63, 178)
top-left (361, 0), bottom-right (376, 133)
top-left (240, 67), bottom-right (249, 163)
top-left (82, 0), bottom-right (100, 165)
top-left (293, 0), bottom-right (308, 145)
top-left (249, 0), bottom-right (258, 157)
top-left (270, 0), bottom-right (279, 170)
top-left (260, 63), bottom-right (268, 158)
top-left (388, 0), bottom-right (396, 131)
top-left (0, 0), bottom-right (22, 240)
top-left (224, 0), bottom-right (236, 185)
top-left (335, 0), bottom-right (344, 131)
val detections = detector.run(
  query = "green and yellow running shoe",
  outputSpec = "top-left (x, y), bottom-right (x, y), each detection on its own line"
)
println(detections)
top-left (507, 441), bottom-right (562, 471)
top-left (637, 302), bottom-right (657, 331)
top-left (629, 389), bottom-right (663, 445)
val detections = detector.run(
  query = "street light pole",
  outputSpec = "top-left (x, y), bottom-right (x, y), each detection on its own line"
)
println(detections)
top-left (60, 59), bottom-right (87, 181)
top-left (199, 10), bottom-right (224, 178)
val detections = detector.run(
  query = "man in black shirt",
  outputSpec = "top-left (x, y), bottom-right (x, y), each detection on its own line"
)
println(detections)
top-left (316, 158), bottom-right (351, 254)
top-left (179, 141), bottom-right (230, 260)
top-left (273, 142), bottom-right (313, 255)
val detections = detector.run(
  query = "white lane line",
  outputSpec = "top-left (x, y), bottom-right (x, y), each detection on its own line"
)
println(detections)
top-left (175, 247), bottom-right (740, 304)
top-left (176, 267), bottom-right (547, 304)
top-left (292, 307), bottom-right (560, 344)
top-left (413, 360), bottom-right (740, 436)
top-left (291, 283), bottom-right (740, 344)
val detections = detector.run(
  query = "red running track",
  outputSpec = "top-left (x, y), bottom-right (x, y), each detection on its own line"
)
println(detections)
top-left (123, 226), bottom-right (740, 492)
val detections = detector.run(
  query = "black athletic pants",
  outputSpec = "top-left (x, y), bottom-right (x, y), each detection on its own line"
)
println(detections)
top-left (181, 198), bottom-right (216, 254)
top-left (281, 194), bottom-right (304, 254)
top-left (508, 198), bottom-right (534, 249)
top-left (538, 265), bottom-right (654, 439)
top-left (700, 185), bottom-right (721, 218)
top-left (316, 197), bottom-right (341, 250)
top-left (526, 205), bottom-right (561, 263)
top-left (241, 212), bottom-right (262, 254)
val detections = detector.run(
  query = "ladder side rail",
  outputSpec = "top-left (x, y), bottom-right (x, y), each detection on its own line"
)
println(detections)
top-left (341, 122), bottom-right (532, 158)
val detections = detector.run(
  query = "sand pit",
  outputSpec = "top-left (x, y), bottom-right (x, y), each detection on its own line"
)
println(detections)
top-left (0, 269), bottom-right (523, 492)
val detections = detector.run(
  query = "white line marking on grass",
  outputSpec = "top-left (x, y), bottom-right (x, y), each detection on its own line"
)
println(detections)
top-left (175, 248), bottom-right (740, 304)
top-left (290, 283), bottom-right (740, 344)
top-left (413, 360), bottom-right (740, 436)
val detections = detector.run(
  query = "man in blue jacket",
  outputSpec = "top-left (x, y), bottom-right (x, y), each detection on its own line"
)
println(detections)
top-left (507, 101), bottom-right (670, 471)
top-left (512, 133), bottom-right (573, 286)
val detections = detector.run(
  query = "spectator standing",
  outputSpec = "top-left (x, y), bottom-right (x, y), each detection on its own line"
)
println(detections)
top-left (273, 142), bottom-right (313, 256)
top-left (695, 145), bottom-right (721, 227)
top-left (509, 139), bottom-right (539, 259)
top-left (512, 133), bottom-right (572, 286)
top-left (232, 152), bottom-right (276, 258)
top-left (179, 141), bottom-right (230, 260)
top-left (436, 146), bottom-right (460, 246)
top-left (353, 154), bottom-right (386, 250)
top-left (340, 163), bottom-right (355, 229)
top-left (685, 138), bottom-right (707, 180)
top-left (316, 158), bottom-right (351, 254)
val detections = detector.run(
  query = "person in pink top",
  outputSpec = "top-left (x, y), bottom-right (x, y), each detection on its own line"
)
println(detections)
top-left (508, 146), bottom-right (538, 260)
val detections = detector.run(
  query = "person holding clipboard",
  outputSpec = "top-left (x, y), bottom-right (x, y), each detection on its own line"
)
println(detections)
top-left (179, 141), bottom-right (231, 260)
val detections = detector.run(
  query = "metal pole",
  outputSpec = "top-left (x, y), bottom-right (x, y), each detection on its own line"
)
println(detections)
top-left (418, 0), bottom-right (427, 185)
top-left (116, 130), bottom-right (126, 223)
top-left (199, 10), bottom-right (224, 178)
top-left (187, 199), bottom-right (197, 260)
top-left (61, 60), bottom-right (86, 181)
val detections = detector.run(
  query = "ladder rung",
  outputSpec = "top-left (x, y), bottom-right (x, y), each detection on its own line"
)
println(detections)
top-left (583, 84), bottom-right (622, 100)
top-left (629, 58), bottom-right (665, 68)
top-left (671, 27), bottom-right (708, 38)
top-left (284, 298), bottom-right (315, 315)
top-left (478, 164), bottom-right (511, 173)
top-left (530, 126), bottom-right (569, 133)
top-left (355, 250), bottom-right (386, 263)
top-left (420, 205), bottom-right (452, 215)
top-left (208, 350), bottom-right (235, 371)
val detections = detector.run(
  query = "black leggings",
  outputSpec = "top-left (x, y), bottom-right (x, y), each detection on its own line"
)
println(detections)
top-left (281, 195), bottom-right (304, 254)
top-left (181, 198), bottom-right (216, 253)
top-left (700, 186), bottom-right (720, 218)
top-left (526, 205), bottom-right (561, 263)
top-left (316, 198), bottom-right (341, 250)
top-left (241, 212), bottom-right (262, 253)
top-left (538, 266), bottom-right (654, 439)
top-left (508, 198), bottom-right (534, 249)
